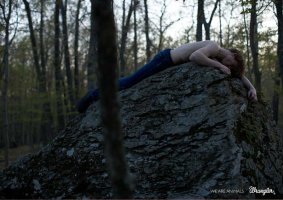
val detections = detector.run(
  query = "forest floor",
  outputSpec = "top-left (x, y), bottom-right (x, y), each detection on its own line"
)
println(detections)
top-left (0, 145), bottom-right (40, 171)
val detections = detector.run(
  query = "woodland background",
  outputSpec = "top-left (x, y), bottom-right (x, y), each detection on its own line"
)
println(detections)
top-left (0, 0), bottom-right (283, 169)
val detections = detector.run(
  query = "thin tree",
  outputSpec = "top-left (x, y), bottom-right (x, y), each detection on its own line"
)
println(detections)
top-left (40, 0), bottom-right (47, 77)
top-left (60, 0), bottom-right (75, 109)
top-left (39, 0), bottom-right (54, 142)
top-left (249, 0), bottom-right (261, 91)
top-left (133, 0), bottom-right (138, 71)
top-left (196, 0), bottom-right (204, 41)
top-left (155, 0), bottom-right (181, 52)
top-left (74, 0), bottom-right (83, 99)
top-left (144, 0), bottom-right (151, 61)
top-left (23, 0), bottom-right (42, 86)
top-left (23, 0), bottom-right (54, 143)
top-left (272, 0), bottom-right (283, 124)
top-left (196, 0), bottom-right (219, 41)
top-left (274, 0), bottom-right (283, 90)
top-left (203, 0), bottom-right (220, 40)
top-left (120, 0), bottom-right (134, 76)
top-left (218, 0), bottom-right (223, 45)
top-left (92, 0), bottom-right (133, 197)
top-left (54, 0), bottom-right (65, 129)
top-left (0, 0), bottom-right (13, 168)
top-left (241, 0), bottom-right (252, 80)
top-left (87, 0), bottom-right (97, 90)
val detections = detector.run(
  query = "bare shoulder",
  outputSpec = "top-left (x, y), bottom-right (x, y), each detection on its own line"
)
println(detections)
top-left (202, 40), bottom-right (220, 56)
top-left (204, 40), bottom-right (220, 48)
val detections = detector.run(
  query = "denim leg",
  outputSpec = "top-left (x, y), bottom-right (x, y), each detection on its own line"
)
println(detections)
top-left (119, 49), bottom-right (173, 90)
top-left (76, 89), bottom-right (99, 113)
top-left (77, 49), bottom-right (173, 113)
top-left (119, 61), bottom-right (155, 90)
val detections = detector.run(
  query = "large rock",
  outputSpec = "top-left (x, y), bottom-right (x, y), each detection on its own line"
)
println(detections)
top-left (0, 63), bottom-right (282, 199)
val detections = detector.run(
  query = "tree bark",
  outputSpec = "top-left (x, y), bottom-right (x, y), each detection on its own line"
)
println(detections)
top-left (218, 0), bottom-right (223, 46)
top-left (92, 0), bottom-right (133, 198)
top-left (272, 76), bottom-right (280, 124)
top-left (156, 0), bottom-right (180, 52)
top-left (40, 0), bottom-right (47, 82)
top-left (87, 0), bottom-right (97, 90)
top-left (133, 0), bottom-right (138, 71)
top-left (60, 0), bottom-right (75, 108)
top-left (196, 0), bottom-right (204, 41)
top-left (1, 0), bottom-right (12, 168)
top-left (119, 0), bottom-right (134, 76)
top-left (196, 0), bottom-right (219, 41)
top-left (23, 0), bottom-right (54, 143)
top-left (74, 0), bottom-right (82, 100)
top-left (158, 0), bottom-right (166, 52)
top-left (241, 0), bottom-right (252, 80)
top-left (249, 0), bottom-right (261, 92)
top-left (40, 0), bottom-right (54, 142)
top-left (203, 0), bottom-right (220, 40)
top-left (273, 0), bottom-right (283, 125)
top-left (54, 0), bottom-right (65, 129)
top-left (144, 0), bottom-right (151, 61)
top-left (22, 0), bottom-right (41, 79)
top-left (275, 0), bottom-right (283, 90)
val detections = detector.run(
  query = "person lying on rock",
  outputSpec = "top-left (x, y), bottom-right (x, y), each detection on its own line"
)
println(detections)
top-left (77, 40), bottom-right (257, 113)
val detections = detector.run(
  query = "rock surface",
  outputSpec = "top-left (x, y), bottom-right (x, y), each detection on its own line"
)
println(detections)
top-left (0, 62), bottom-right (283, 199)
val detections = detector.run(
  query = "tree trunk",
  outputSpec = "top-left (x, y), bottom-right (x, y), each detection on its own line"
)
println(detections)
top-left (87, 0), bottom-right (97, 90)
top-left (122, 0), bottom-right (126, 37)
top-left (218, 0), bottom-right (223, 46)
top-left (203, 0), bottom-right (219, 40)
top-left (272, 76), bottom-right (280, 124)
top-left (23, 0), bottom-right (53, 143)
top-left (22, 0), bottom-right (41, 79)
top-left (133, 0), bottom-right (138, 71)
top-left (40, 0), bottom-right (47, 82)
top-left (249, 0), bottom-right (261, 92)
top-left (1, 0), bottom-right (12, 168)
top-left (119, 0), bottom-right (134, 76)
top-left (92, 0), bottom-right (133, 197)
top-left (241, 0), bottom-right (252, 80)
top-left (120, 0), bottom-right (126, 74)
top-left (60, 0), bottom-right (75, 108)
top-left (54, 0), bottom-right (65, 129)
top-left (40, 0), bottom-right (54, 143)
top-left (74, 0), bottom-right (82, 100)
top-left (158, 0), bottom-right (166, 52)
top-left (144, 0), bottom-right (151, 61)
top-left (275, 0), bottom-right (283, 90)
top-left (196, 0), bottom-right (204, 41)
top-left (273, 0), bottom-right (283, 126)
top-left (157, 0), bottom-right (180, 52)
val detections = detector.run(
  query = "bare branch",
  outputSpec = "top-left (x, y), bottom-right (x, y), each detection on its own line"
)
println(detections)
top-left (0, 1), bottom-right (6, 20)
top-left (9, 0), bottom-right (18, 45)
top-left (208, 0), bottom-right (220, 26)
top-left (257, 1), bottom-right (272, 16)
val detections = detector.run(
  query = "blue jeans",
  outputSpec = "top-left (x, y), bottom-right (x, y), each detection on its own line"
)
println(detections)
top-left (119, 48), bottom-right (174, 90)
top-left (77, 49), bottom-right (174, 112)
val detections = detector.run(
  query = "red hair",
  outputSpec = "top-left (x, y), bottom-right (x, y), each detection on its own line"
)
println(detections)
top-left (227, 48), bottom-right (245, 78)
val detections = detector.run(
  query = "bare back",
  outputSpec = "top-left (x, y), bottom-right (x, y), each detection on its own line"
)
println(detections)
top-left (170, 40), bottom-right (218, 64)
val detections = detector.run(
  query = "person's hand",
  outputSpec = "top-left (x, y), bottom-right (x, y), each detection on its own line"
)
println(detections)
top-left (219, 65), bottom-right (231, 75)
top-left (248, 87), bottom-right (257, 101)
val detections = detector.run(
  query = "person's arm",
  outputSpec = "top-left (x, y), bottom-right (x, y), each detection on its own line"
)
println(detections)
top-left (241, 76), bottom-right (257, 101)
top-left (189, 42), bottom-right (231, 75)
